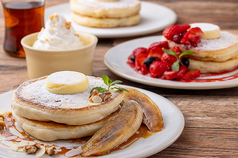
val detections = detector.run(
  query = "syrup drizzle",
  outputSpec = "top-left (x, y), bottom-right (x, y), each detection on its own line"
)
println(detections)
top-left (0, 114), bottom-right (155, 157)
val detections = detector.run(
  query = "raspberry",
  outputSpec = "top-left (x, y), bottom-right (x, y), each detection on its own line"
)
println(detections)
top-left (163, 24), bottom-right (191, 41)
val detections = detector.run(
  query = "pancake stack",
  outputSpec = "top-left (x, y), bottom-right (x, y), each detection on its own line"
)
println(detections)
top-left (11, 71), bottom-right (125, 141)
top-left (70, 0), bottom-right (141, 28)
top-left (166, 23), bottom-right (238, 73)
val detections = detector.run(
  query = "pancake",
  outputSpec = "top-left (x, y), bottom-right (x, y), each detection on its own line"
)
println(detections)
top-left (13, 110), bottom-right (118, 141)
top-left (188, 58), bottom-right (238, 73)
top-left (70, 0), bottom-right (141, 18)
top-left (71, 12), bottom-right (140, 28)
top-left (167, 31), bottom-right (238, 62)
top-left (11, 76), bottom-right (125, 125)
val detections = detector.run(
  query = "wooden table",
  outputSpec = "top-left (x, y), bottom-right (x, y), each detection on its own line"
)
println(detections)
top-left (0, 0), bottom-right (237, 157)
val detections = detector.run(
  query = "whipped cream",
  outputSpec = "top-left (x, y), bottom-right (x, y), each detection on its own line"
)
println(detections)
top-left (33, 13), bottom-right (84, 50)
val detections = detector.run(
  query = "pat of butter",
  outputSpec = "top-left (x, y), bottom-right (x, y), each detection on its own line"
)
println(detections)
top-left (190, 23), bottom-right (220, 39)
top-left (45, 71), bottom-right (89, 94)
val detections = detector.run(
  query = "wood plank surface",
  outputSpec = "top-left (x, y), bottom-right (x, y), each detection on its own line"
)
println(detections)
top-left (0, 0), bottom-right (238, 157)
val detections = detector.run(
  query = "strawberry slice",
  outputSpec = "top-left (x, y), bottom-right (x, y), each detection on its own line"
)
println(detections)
top-left (180, 27), bottom-right (204, 47)
top-left (164, 71), bottom-right (179, 80)
top-left (164, 65), bottom-right (187, 80)
top-left (135, 52), bottom-right (148, 71)
top-left (149, 61), bottom-right (171, 78)
top-left (148, 47), bottom-right (164, 59)
top-left (132, 47), bottom-right (148, 56)
top-left (148, 41), bottom-right (169, 53)
top-left (161, 53), bottom-right (177, 64)
top-left (182, 69), bottom-right (201, 80)
top-left (163, 24), bottom-right (191, 40)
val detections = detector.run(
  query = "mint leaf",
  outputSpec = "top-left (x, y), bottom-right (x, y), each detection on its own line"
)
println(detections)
top-left (102, 75), bottom-right (110, 86)
top-left (90, 87), bottom-right (108, 94)
top-left (111, 87), bottom-right (129, 92)
top-left (111, 80), bottom-right (122, 86)
top-left (179, 51), bottom-right (195, 58)
top-left (172, 60), bottom-right (180, 71)
top-left (164, 49), bottom-right (179, 56)
top-left (163, 49), bottom-right (176, 56)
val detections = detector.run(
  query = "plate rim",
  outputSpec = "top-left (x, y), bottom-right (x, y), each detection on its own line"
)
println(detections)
top-left (0, 86), bottom-right (184, 158)
top-left (104, 35), bottom-right (238, 90)
top-left (45, 1), bottom-right (177, 38)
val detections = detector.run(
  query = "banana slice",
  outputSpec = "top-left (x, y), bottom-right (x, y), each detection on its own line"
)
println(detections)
top-left (45, 71), bottom-right (89, 94)
top-left (124, 88), bottom-right (164, 132)
top-left (81, 100), bottom-right (143, 157)
top-left (190, 23), bottom-right (220, 39)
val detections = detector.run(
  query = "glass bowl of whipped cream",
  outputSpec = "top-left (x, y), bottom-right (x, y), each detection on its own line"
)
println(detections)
top-left (21, 13), bottom-right (98, 79)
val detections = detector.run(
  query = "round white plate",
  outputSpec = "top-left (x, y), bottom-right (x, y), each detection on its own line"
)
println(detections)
top-left (45, 1), bottom-right (177, 38)
top-left (0, 87), bottom-right (184, 158)
top-left (104, 36), bottom-right (238, 89)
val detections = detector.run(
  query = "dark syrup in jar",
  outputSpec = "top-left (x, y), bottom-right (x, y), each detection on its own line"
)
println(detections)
top-left (3, 1), bottom-right (45, 57)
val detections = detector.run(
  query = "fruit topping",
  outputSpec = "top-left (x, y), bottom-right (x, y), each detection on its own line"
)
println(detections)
top-left (135, 52), bottom-right (148, 71)
top-left (182, 69), bottom-right (201, 80)
top-left (132, 47), bottom-right (147, 56)
top-left (148, 41), bottom-right (169, 52)
top-left (129, 55), bottom-right (136, 62)
top-left (163, 24), bottom-right (205, 49)
top-left (127, 35), bottom-right (202, 81)
top-left (163, 24), bottom-right (190, 41)
top-left (149, 61), bottom-right (171, 78)
top-left (180, 27), bottom-right (204, 48)
top-left (148, 47), bottom-right (164, 59)
top-left (144, 57), bottom-right (156, 69)
top-left (181, 57), bottom-right (189, 68)
top-left (161, 52), bottom-right (177, 64)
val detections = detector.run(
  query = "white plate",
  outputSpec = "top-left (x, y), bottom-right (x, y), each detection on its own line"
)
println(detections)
top-left (0, 87), bottom-right (184, 158)
top-left (45, 1), bottom-right (177, 38)
top-left (104, 36), bottom-right (238, 89)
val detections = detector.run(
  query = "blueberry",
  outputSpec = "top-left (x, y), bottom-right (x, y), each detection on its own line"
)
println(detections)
top-left (181, 57), bottom-right (189, 67)
top-left (130, 55), bottom-right (136, 62)
top-left (144, 57), bottom-right (156, 68)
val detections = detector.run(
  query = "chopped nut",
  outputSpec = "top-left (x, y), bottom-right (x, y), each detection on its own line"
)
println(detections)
top-left (92, 95), bottom-right (102, 103)
top-left (59, 104), bottom-right (71, 109)
top-left (10, 145), bottom-right (19, 152)
top-left (0, 117), bottom-right (5, 130)
top-left (89, 89), bottom-right (99, 99)
top-left (65, 22), bottom-right (71, 29)
top-left (75, 34), bottom-right (80, 38)
top-left (99, 92), bottom-right (112, 102)
top-left (23, 145), bottom-right (37, 154)
top-left (35, 145), bottom-right (45, 157)
top-left (7, 111), bottom-right (12, 115)
top-left (50, 14), bottom-right (58, 20)
top-left (46, 146), bottom-right (58, 155)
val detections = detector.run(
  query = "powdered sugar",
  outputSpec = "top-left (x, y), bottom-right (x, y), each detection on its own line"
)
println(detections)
top-left (195, 31), bottom-right (238, 51)
top-left (19, 76), bottom-right (111, 108)
top-left (77, 0), bottom-right (140, 9)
